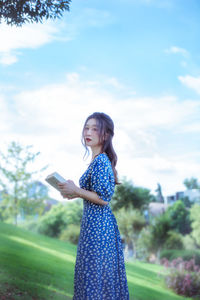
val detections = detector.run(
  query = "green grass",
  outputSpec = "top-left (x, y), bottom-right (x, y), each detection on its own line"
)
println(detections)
top-left (0, 222), bottom-right (192, 300)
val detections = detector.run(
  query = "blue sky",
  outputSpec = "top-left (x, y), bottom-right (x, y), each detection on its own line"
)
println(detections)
top-left (0, 0), bottom-right (200, 200)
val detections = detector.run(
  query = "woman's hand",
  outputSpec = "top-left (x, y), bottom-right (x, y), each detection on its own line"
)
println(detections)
top-left (58, 180), bottom-right (78, 199)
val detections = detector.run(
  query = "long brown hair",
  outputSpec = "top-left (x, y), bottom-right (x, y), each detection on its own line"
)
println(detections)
top-left (82, 112), bottom-right (119, 184)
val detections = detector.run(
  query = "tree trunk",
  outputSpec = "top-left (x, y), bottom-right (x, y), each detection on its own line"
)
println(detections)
top-left (14, 197), bottom-right (18, 226)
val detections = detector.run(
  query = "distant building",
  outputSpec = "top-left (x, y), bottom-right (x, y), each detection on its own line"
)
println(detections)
top-left (148, 189), bottom-right (200, 219)
top-left (183, 189), bottom-right (200, 202)
top-left (166, 189), bottom-right (200, 205)
top-left (148, 202), bottom-right (168, 217)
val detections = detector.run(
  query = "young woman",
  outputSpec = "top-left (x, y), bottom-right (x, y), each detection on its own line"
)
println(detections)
top-left (58, 112), bottom-right (129, 300)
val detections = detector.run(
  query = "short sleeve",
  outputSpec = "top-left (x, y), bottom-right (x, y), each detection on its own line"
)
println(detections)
top-left (90, 155), bottom-right (115, 203)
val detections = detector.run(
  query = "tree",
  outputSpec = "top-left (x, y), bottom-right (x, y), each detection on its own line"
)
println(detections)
top-left (115, 207), bottom-right (146, 259)
top-left (149, 214), bottom-right (171, 259)
top-left (0, 141), bottom-right (47, 225)
top-left (0, 0), bottom-right (71, 27)
top-left (166, 200), bottom-right (191, 235)
top-left (163, 231), bottom-right (184, 250)
top-left (111, 178), bottom-right (155, 212)
top-left (139, 216), bottom-right (184, 262)
top-left (180, 196), bottom-right (192, 208)
top-left (183, 177), bottom-right (200, 190)
top-left (190, 203), bottom-right (200, 247)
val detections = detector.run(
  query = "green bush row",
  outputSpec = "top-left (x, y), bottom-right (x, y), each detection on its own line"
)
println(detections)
top-left (21, 200), bottom-right (83, 245)
top-left (160, 249), bottom-right (200, 266)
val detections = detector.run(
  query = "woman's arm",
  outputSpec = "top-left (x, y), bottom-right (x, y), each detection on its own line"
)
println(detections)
top-left (76, 187), bottom-right (108, 205)
top-left (58, 181), bottom-right (108, 206)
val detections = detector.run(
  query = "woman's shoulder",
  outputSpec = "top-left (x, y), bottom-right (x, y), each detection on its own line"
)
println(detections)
top-left (92, 153), bottom-right (112, 171)
top-left (95, 153), bottom-right (110, 164)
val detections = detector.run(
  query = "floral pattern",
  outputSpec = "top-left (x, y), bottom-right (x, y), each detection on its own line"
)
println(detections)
top-left (73, 153), bottom-right (129, 300)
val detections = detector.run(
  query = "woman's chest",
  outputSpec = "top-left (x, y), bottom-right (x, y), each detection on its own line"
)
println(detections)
top-left (79, 166), bottom-right (92, 189)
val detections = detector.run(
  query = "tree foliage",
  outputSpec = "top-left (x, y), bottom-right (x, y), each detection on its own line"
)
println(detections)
top-left (115, 207), bottom-right (146, 258)
top-left (180, 196), bottom-right (192, 208)
top-left (59, 224), bottom-right (80, 245)
top-left (111, 178), bottom-right (155, 211)
top-left (183, 177), bottom-right (200, 190)
top-left (149, 214), bottom-right (171, 255)
top-left (38, 200), bottom-right (83, 237)
top-left (0, 141), bottom-right (47, 225)
top-left (190, 203), bottom-right (200, 247)
top-left (164, 231), bottom-right (184, 250)
top-left (166, 200), bottom-right (192, 235)
top-left (0, 0), bottom-right (71, 26)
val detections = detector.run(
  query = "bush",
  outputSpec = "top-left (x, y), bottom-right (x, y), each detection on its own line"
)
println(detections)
top-left (161, 257), bottom-right (200, 297)
top-left (37, 201), bottom-right (83, 238)
top-left (166, 200), bottom-right (191, 235)
top-left (137, 227), bottom-right (152, 261)
top-left (164, 231), bottom-right (184, 250)
top-left (160, 249), bottom-right (200, 266)
top-left (183, 234), bottom-right (198, 250)
top-left (20, 218), bottom-right (39, 233)
top-left (190, 203), bottom-right (200, 247)
top-left (59, 224), bottom-right (80, 245)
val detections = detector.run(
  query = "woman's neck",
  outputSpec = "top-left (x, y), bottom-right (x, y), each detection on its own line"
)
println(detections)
top-left (91, 146), bottom-right (103, 160)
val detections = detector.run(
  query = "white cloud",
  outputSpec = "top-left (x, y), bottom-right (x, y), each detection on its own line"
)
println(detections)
top-left (0, 21), bottom-right (61, 65)
top-left (0, 8), bottom-right (114, 66)
top-left (81, 8), bottom-right (114, 28)
top-left (165, 46), bottom-right (189, 57)
top-left (124, 0), bottom-right (172, 5)
top-left (123, 0), bottom-right (173, 9)
top-left (0, 52), bottom-right (18, 65)
top-left (0, 97), bottom-right (11, 132)
top-left (10, 75), bottom-right (199, 144)
top-left (182, 122), bottom-right (200, 133)
top-left (1, 73), bottom-right (200, 198)
top-left (178, 75), bottom-right (200, 95)
top-left (118, 150), bottom-right (200, 196)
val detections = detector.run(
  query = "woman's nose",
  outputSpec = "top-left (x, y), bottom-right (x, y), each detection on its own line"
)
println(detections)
top-left (87, 128), bottom-right (92, 135)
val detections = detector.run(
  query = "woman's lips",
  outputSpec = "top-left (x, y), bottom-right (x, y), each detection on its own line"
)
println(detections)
top-left (85, 138), bottom-right (92, 142)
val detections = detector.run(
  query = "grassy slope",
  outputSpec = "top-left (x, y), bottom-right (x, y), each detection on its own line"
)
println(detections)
top-left (0, 222), bottom-right (191, 300)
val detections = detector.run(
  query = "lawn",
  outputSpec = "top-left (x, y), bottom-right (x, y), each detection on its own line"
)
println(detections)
top-left (0, 222), bottom-right (192, 300)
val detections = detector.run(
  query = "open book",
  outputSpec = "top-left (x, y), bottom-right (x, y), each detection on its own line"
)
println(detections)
top-left (45, 172), bottom-right (67, 191)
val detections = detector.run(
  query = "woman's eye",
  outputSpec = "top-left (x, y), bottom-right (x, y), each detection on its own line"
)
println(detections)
top-left (93, 128), bottom-right (99, 133)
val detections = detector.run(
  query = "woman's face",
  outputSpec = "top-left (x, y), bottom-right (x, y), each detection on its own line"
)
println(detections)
top-left (83, 118), bottom-right (102, 149)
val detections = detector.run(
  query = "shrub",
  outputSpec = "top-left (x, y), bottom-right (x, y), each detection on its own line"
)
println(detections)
top-left (59, 224), bottom-right (80, 245)
top-left (161, 257), bottom-right (200, 297)
top-left (37, 201), bottom-right (83, 238)
top-left (160, 249), bottom-right (200, 266)
top-left (38, 205), bottom-right (67, 237)
top-left (137, 227), bottom-right (152, 261)
top-left (164, 231), bottom-right (184, 250)
top-left (183, 234), bottom-right (198, 250)
top-left (166, 200), bottom-right (192, 235)
top-left (190, 203), bottom-right (200, 247)
top-left (20, 218), bottom-right (39, 233)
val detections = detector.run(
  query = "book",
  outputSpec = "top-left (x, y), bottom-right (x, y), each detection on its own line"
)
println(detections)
top-left (45, 172), bottom-right (67, 191)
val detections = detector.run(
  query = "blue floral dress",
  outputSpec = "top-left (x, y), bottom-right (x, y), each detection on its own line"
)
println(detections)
top-left (73, 153), bottom-right (129, 300)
